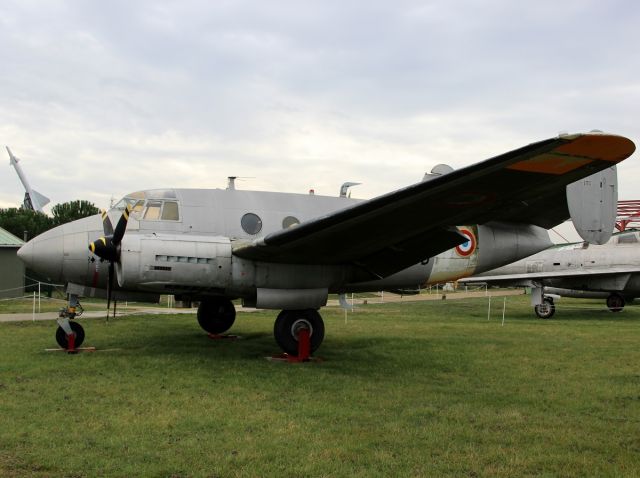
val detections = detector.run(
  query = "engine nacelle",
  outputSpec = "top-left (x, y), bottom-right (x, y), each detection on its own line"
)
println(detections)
top-left (117, 234), bottom-right (232, 293)
top-left (474, 222), bottom-right (553, 275)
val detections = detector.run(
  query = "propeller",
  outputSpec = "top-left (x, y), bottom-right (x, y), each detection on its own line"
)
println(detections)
top-left (89, 205), bottom-right (132, 318)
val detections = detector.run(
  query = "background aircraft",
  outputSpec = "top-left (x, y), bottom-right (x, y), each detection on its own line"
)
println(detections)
top-left (17, 132), bottom-right (636, 354)
top-left (460, 230), bottom-right (640, 318)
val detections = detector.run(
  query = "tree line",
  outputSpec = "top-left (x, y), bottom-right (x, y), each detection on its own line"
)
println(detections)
top-left (0, 200), bottom-right (99, 241)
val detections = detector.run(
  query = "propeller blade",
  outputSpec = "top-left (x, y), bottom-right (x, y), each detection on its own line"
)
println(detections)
top-left (112, 205), bottom-right (131, 245)
top-left (89, 236), bottom-right (117, 262)
top-left (106, 261), bottom-right (114, 321)
top-left (100, 209), bottom-right (114, 236)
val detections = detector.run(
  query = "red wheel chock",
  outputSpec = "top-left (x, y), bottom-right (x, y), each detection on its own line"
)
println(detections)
top-left (66, 332), bottom-right (78, 354)
top-left (296, 328), bottom-right (311, 361)
top-left (267, 328), bottom-right (321, 363)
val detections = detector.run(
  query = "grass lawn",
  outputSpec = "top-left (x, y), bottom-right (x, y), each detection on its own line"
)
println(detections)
top-left (0, 297), bottom-right (107, 314)
top-left (1, 296), bottom-right (639, 477)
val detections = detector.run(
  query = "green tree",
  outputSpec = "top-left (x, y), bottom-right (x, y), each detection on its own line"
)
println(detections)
top-left (51, 200), bottom-right (99, 226)
top-left (0, 208), bottom-right (54, 241)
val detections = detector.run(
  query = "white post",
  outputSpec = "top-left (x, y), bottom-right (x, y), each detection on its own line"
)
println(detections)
top-left (351, 293), bottom-right (354, 311)
top-left (381, 290), bottom-right (384, 303)
top-left (501, 297), bottom-right (506, 326)
top-left (38, 282), bottom-right (41, 313)
top-left (32, 291), bottom-right (36, 321)
top-left (487, 296), bottom-right (491, 321)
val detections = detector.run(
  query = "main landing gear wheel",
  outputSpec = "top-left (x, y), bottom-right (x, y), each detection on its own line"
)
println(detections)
top-left (197, 298), bottom-right (236, 334)
top-left (534, 297), bottom-right (555, 319)
top-left (274, 309), bottom-right (325, 356)
top-left (55, 321), bottom-right (85, 349)
top-left (606, 293), bottom-right (625, 312)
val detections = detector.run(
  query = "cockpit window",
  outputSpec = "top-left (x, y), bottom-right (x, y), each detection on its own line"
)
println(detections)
top-left (131, 200), bottom-right (145, 214)
top-left (144, 201), bottom-right (162, 220)
top-left (113, 190), bottom-right (180, 221)
top-left (161, 201), bottom-right (179, 220)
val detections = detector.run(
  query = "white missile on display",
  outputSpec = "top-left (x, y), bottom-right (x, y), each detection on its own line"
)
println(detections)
top-left (6, 146), bottom-right (50, 212)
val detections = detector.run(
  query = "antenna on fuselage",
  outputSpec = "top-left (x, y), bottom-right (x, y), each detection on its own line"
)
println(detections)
top-left (340, 182), bottom-right (361, 198)
top-left (226, 176), bottom-right (255, 190)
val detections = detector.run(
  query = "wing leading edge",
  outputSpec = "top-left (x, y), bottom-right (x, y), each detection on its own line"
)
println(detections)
top-left (233, 133), bottom-right (635, 277)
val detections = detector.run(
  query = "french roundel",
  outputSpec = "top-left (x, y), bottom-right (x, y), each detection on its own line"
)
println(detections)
top-left (455, 228), bottom-right (476, 257)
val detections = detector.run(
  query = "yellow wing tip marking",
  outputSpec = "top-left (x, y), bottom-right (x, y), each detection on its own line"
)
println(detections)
top-left (555, 134), bottom-right (636, 162)
top-left (507, 155), bottom-right (593, 175)
top-left (508, 134), bottom-right (635, 175)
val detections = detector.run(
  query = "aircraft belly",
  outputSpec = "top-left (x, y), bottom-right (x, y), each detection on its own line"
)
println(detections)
top-left (253, 262), bottom-right (349, 290)
top-left (427, 251), bottom-right (477, 284)
top-left (343, 262), bottom-right (433, 293)
top-left (624, 274), bottom-right (640, 294)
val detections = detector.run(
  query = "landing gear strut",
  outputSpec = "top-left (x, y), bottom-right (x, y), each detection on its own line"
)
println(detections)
top-left (197, 298), bottom-right (236, 334)
top-left (534, 296), bottom-right (555, 319)
top-left (274, 309), bottom-right (325, 356)
top-left (606, 293), bottom-right (625, 312)
top-left (56, 294), bottom-right (85, 350)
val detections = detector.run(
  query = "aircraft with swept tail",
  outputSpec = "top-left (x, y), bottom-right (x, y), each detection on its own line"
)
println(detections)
top-left (460, 230), bottom-right (640, 318)
top-left (17, 132), bottom-right (636, 355)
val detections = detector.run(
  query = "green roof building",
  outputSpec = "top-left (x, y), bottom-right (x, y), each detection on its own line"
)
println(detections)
top-left (0, 227), bottom-right (25, 298)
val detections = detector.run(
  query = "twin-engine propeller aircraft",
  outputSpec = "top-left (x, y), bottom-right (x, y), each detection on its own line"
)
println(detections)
top-left (17, 132), bottom-right (636, 355)
top-left (459, 230), bottom-right (640, 318)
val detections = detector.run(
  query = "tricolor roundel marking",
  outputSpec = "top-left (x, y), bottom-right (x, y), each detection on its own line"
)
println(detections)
top-left (455, 228), bottom-right (476, 257)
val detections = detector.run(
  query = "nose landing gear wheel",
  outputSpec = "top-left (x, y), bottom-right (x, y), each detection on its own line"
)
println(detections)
top-left (274, 309), bottom-right (325, 356)
top-left (55, 321), bottom-right (85, 349)
top-left (534, 297), bottom-right (555, 319)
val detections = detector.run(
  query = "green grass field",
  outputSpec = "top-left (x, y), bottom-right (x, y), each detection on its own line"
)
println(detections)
top-left (1, 296), bottom-right (639, 477)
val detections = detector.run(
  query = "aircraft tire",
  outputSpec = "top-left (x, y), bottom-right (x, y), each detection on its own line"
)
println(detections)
top-left (274, 309), bottom-right (325, 356)
top-left (534, 297), bottom-right (555, 319)
top-left (197, 298), bottom-right (236, 334)
top-left (55, 321), bottom-right (85, 349)
top-left (606, 293), bottom-right (625, 313)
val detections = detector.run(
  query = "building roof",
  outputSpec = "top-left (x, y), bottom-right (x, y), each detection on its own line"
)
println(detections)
top-left (0, 227), bottom-right (24, 248)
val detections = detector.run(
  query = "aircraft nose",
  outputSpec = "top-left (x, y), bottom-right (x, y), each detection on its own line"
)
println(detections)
top-left (16, 241), bottom-right (32, 266)
top-left (17, 228), bottom-right (64, 282)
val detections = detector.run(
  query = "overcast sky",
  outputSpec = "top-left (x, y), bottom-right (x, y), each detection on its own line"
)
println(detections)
top-left (1, 0), bottom-right (638, 211)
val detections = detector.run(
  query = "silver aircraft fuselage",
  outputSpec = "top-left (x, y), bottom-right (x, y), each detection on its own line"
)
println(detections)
top-left (18, 187), bottom-right (552, 306)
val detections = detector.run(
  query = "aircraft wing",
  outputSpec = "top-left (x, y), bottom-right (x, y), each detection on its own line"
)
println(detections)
top-left (233, 133), bottom-right (635, 277)
top-left (459, 266), bottom-right (640, 285)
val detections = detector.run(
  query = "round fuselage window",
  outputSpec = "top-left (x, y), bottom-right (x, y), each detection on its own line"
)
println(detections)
top-left (241, 213), bottom-right (263, 235)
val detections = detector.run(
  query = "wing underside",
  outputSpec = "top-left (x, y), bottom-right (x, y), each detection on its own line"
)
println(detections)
top-left (233, 133), bottom-right (636, 278)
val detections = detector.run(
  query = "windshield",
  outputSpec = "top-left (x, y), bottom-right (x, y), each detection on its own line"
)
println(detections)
top-left (113, 190), bottom-right (180, 221)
